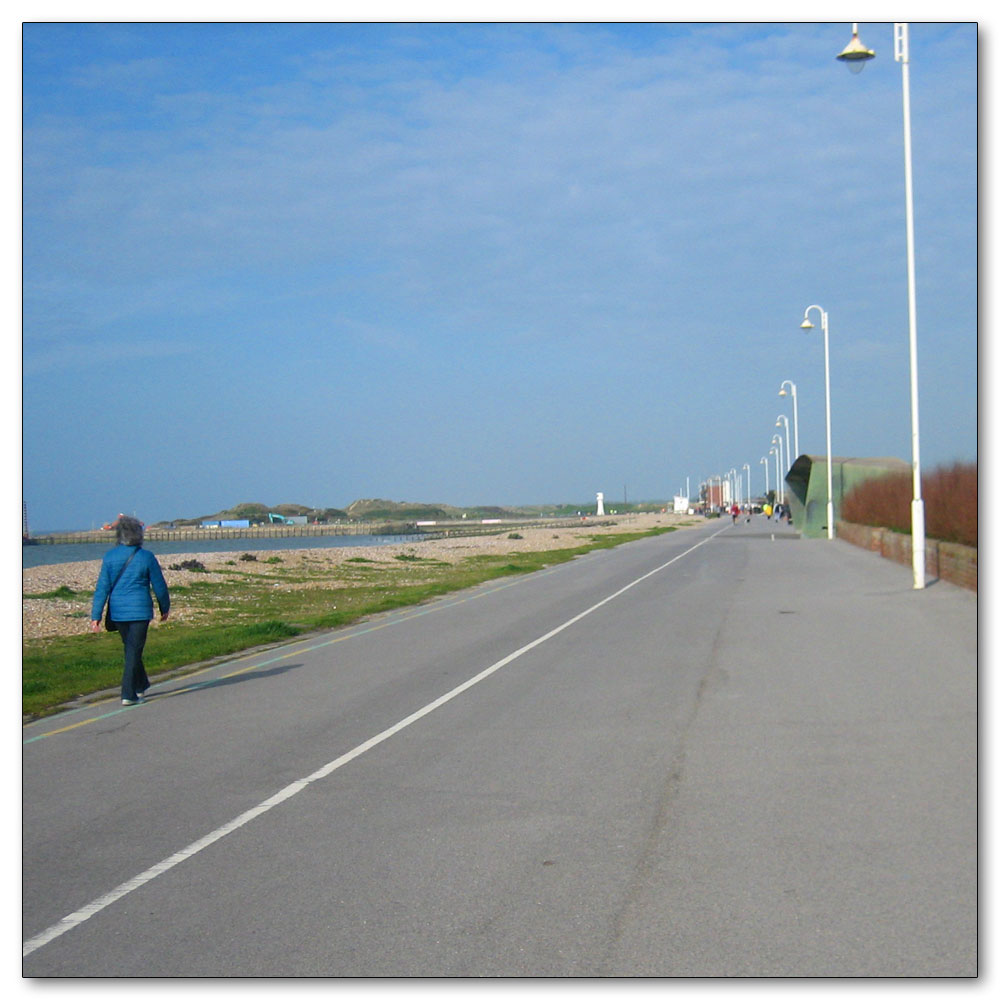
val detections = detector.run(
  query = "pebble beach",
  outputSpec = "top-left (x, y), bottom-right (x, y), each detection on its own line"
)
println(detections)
top-left (23, 512), bottom-right (697, 641)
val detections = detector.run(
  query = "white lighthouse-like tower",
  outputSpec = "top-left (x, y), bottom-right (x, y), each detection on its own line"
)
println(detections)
top-left (596, 492), bottom-right (605, 516)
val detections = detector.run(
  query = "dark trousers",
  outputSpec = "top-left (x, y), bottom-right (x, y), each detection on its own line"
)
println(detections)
top-left (116, 620), bottom-right (150, 700)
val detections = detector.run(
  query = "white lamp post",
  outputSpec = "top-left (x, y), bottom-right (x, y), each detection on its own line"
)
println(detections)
top-left (779, 380), bottom-right (800, 462)
top-left (776, 415), bottom-right (792, 474)
top-left (743, 463), bottom-right (751, 508)
top-left (771, 435), bottom-right (784, 503)
top-left (835, 21), bottom-right (924, 586)
top-left (769, 447), bottom-right (781, 505)
top-left (800, 305), bottom-right (835, 539)
top-left (760, 456), bottom-right (769, 503)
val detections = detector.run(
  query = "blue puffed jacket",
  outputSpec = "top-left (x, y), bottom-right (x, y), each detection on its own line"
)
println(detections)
top-left (91, 545), bottom-right (170, 623)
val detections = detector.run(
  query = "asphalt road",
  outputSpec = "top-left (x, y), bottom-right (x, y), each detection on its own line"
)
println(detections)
top-left (22, 518), bottom-right (977, 977)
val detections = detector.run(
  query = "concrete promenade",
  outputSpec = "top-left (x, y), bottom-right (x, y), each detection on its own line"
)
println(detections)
top-left (600, 522), bottom-right (978, 976)
top-left (22, 518), bottom-right (978, 976)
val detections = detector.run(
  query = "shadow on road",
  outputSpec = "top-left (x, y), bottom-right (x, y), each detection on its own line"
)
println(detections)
top-left (154, 662), bottom-right (306, 700)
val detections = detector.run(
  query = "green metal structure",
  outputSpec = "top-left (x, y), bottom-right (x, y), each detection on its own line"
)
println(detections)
top-left (784, 455), bottom-right (909, 539)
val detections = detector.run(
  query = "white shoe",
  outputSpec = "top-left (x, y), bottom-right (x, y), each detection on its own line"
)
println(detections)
top-left (122, 698), bottom-right (138, 706)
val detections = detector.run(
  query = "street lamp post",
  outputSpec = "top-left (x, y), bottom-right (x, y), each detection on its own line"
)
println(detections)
top-left (743, 463), bottom-right (751, 509)
top-left (800, 305), bottom-right (835, 539)
top-left (835, 21), bottom-right (925, 586)
top-left (779, 380), bottom-right (800, 461)
top-left (760, 456), bottom-right (769, 503)
top-left (769, 448), bottom-right (781, 505)
top-left (771, 435), bottom-right (784, 502)
top-left (776, 415), bottom-right (792, 474)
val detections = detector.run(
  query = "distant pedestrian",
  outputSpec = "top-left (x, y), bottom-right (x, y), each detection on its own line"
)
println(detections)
top-left (731, 503), bottom-right (740, 524)
top-left (763, 503), bottom-right (773, 520)
top-left (90, 515), bottom-right (170, 706)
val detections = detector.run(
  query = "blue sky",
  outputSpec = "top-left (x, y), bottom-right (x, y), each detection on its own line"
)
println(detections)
top-left (21, 20), bottom-right (978, 530)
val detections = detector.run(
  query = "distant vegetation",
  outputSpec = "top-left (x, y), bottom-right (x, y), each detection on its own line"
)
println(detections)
top-left (152, 497), bottom-right (672, 527)
top-left (840, 461), bottom-right (977, 548)
top-left (160, 502), bottom-right (348, 527)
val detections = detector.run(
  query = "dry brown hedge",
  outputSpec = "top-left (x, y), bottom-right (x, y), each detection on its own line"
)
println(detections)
top-left (840, 462), bottom-right (977, 548)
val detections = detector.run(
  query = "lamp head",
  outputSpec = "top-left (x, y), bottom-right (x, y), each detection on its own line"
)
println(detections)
top-left (836, 27), bottom-right (875, 73)
top-left (800, 318), bottom-right (814, 330)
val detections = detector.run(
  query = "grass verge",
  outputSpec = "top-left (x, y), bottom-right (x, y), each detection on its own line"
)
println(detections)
top-left (23, 526), bottom-right (678, 720)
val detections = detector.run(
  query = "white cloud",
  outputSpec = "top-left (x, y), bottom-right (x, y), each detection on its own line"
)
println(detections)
top-left (20, 23), bottom-right (978, 525)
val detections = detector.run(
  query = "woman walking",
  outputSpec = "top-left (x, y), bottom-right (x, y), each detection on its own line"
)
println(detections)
top-left (90, 515), bottom-right (170, 705)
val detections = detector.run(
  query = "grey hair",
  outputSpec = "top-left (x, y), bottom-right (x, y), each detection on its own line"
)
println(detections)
top-left (115, 515), bottom-right (145, 547)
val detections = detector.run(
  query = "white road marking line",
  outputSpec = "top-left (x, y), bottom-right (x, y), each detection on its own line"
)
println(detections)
top-left (23, 526), bottom-right (726, 959)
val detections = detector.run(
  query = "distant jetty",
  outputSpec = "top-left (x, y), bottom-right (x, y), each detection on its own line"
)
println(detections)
top-left (28, 515), bottom-right (597, 546)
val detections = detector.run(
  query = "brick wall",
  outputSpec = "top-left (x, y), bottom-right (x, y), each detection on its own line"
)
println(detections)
top-left (836, 521), bottom-right (977, 591)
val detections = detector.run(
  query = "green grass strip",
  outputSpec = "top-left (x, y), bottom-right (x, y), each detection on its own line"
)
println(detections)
top-left (23, 526), bottom-right (677, 719)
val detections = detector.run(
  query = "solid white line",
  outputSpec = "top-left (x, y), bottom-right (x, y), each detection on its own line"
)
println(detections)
top-left (23, 525), bottom-right (727, 959)
top-left (23, 564), bottom-right (554, 746)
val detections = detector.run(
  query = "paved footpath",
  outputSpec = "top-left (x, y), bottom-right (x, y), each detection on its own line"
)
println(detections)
top-left (599, 524), bottom-right (978, 976)
top-left (22, 519), bottom-right (977, 977)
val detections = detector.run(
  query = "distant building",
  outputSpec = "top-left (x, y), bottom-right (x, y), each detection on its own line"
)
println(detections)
top-left (703, 482), bottom-right (731, 508)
